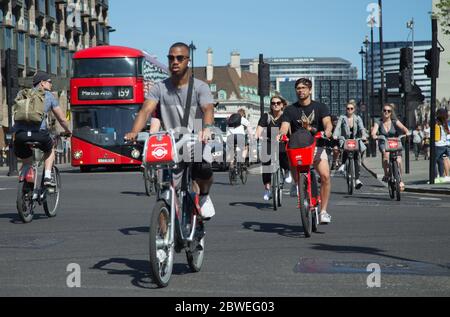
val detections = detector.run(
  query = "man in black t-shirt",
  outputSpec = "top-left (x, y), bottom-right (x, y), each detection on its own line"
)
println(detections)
top-left (279, 78), bottom-right (333, 224)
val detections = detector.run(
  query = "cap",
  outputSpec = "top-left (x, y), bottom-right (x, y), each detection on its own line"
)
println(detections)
top-left (33, 71), bottom-right (51, 86)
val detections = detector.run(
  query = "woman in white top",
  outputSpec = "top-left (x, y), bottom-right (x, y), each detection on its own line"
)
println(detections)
top-left (226, 109), bottom-right (254, 166)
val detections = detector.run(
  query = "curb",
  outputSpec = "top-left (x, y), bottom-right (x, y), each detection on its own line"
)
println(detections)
top-left (362, 161), bottom-right (450, 196)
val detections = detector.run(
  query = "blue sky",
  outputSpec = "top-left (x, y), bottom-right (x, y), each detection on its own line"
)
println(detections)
top-left (109, 0), bottom-right (432, 74)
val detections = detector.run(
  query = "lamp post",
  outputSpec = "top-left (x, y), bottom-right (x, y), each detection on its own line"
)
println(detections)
top-left (359, 46), bottom-right (366, 123)
top-left (407, 18), bottom-right (415, 82)
top-left (370, 21), bottom-right (377, 157)
top-left (189, 41), bottom-right (196, 78)
top-left (379, 0), bottom-right (386, 107)
top-left (364, 36), bottom-right (371, 157)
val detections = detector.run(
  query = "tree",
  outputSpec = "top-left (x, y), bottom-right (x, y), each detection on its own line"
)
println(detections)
top-left (436, 0), bottom-right (450, 35)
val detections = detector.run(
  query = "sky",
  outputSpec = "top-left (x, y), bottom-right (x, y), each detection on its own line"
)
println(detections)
top-left (109, 0), bottom-right (433, 75)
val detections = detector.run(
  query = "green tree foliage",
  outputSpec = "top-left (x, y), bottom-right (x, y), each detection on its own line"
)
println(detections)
top-left (436, 0), bottom-right (450, 35)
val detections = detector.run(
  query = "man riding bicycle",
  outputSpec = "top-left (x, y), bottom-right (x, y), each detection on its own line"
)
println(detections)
top-left (125, 42), bottom-right (216, 219)
top-left (13, 71), bottom-right (71, 186)
top-left (279, 78), bottom-right (333, 224)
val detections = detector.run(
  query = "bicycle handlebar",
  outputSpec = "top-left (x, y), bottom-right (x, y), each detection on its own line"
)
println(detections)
top-left (376, 134), bottom-right (409, 141)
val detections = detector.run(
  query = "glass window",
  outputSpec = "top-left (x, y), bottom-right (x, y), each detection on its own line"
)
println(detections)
top-left (38, 0), bottom-right (46, 14)
top-left (4, 28), bottom-right (13, 49)
top-left (60, 48), bottom-right (67, 76)
top-left (72, 105), bottom-right (141, 146)
top-left (29, 37), bottom-right (36, 68)
top-left (49, 0), bottom-right (57, 18)
top-left (40, 40), bottom-right (48, 71)
top-left (73, 58), bottom-right (137, 78)
top-left (50, 45), bottom-right (57, 74)
top-left (17, 33), bottom-right (25, 66)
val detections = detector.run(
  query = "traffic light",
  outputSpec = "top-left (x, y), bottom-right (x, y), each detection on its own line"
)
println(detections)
top-left (258, 63), bottom-right (270, 97)
top-left (424, 48), bottom-right (440, 79)
top-left (399, 47), bottom-right (412, 94)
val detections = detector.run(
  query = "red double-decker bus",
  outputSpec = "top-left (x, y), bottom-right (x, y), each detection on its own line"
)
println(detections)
top-left (70, 46), bottom-right (168, 172)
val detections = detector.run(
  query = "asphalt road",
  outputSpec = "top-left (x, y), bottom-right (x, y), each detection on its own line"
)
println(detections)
top-left (0, 166), bottom-right (449, 296)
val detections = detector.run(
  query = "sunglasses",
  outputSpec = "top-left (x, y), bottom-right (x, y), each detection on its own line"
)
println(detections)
top-left (167, 55), bottom-right (189, 62)
top-left (271, 101), bottom-right (283, 106)
top-left (383, 109), bottom-right (392, 113)
top-left (347, 107), bottom-right (354, 111)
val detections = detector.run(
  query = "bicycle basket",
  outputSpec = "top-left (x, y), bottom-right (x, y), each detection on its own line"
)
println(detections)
top-left (286, 143), bottom-right (315, 167)
top-left (386, 138), bottom-right (402, 152)
top-left (344, 139), bottom-right (359, 152)
top-left (143, 132), bottom-right (177, 166)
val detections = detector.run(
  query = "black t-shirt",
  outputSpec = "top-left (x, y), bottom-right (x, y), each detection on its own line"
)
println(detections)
top-left (258, 113), bottom-right (282, 137)
top-left (282, 101), bottom-right (331, 146)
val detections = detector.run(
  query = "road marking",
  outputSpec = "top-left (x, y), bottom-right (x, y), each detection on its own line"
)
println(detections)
top-left (0, 188), bottom-right (13, 191)
top-left (418, 197), bottom-right (442, 201)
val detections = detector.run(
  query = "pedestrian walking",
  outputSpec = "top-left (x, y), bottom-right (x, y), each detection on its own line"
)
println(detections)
top-left (412, 125), bottom-right (424, 161)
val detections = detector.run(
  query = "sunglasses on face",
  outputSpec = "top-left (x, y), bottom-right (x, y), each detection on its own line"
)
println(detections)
top-left (167, 55), bottom-right (189, 62)
top-left (271, 101), bottom-right (283, 106)
top-left (383, 109), bottom-right (392, 113)
top-left (347, 107), bottom-right (354, 111)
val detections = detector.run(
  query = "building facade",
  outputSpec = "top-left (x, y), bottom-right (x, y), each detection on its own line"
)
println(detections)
top-left (314, 80), bottom-right (364, 117)
top-left (367, 41), bottom-right (432, 101)
top-left (0, 0), bottom-right (113, 134)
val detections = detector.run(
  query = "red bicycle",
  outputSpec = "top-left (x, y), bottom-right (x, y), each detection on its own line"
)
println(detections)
top-left (283, 132), bottom-right (325, 238)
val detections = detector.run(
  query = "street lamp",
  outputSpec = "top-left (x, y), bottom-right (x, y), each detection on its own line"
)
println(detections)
top-left (363, 36), bottom-right (371, 157)
top-left (407, 18), bottom-right (415, 82)
top-left (359, 46), bottom-right (366, 122)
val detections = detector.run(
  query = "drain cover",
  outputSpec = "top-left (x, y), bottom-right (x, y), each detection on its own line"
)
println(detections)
top-left (294, 258), bottom-right (450, 277)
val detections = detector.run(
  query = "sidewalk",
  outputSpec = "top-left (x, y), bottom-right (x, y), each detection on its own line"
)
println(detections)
top-left (362, 152), bottom-right (450, 195)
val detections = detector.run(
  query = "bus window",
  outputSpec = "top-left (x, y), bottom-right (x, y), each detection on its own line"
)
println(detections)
top-left (73, 57), bottom-right (137, 78)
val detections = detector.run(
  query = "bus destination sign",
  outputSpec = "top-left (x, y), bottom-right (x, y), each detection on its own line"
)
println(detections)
top-left (78, 86), bottom-right (134, 100)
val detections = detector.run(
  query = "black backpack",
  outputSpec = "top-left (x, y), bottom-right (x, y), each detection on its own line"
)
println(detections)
top-left (227, 113), bottom-right (242, 128)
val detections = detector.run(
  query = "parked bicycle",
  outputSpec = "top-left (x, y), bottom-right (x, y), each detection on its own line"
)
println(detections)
top-left (16, 133), bottom-right (69, 223)
top-left (337, 137), bottom-right (364, 195)
top-left (283, 132), bottom-right (326, 238)
top-left (377, 135), bottom-right (407, 201)
top-left (142, 132), bottom-right (206, 288)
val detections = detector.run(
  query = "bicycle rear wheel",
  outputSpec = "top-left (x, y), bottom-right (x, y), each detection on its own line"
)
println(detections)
top-left (16, 181), bottom-right (34, 223)
top-left (240, 163), bottom-right (248, 184)
top-left (149, 201), bottom-right (174, 288)
top-left (299, 173), bottom-right (312, 238)
top-left (186, 218), bottom-right (205, 272)
top-left (43, 166), bottom-right (61, 218)
top-left (228, 165), bottom-right (238, 185)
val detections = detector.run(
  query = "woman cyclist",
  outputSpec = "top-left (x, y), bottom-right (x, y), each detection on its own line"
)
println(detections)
top-left (255, 95), bottom-right (291, 201)
top-left (333, 100), bottom-right (368, 189)
top-left (371, 103), bottom-right (409, 191)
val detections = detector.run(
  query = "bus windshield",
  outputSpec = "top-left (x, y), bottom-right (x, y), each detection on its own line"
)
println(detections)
top-left (73, 57), bottom-right (138, 78)
top-left (72, 105), bottom-right (140, 146)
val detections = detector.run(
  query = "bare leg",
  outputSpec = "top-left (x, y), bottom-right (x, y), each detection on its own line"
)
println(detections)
top-left (315, 158), bottom-right (331, 212)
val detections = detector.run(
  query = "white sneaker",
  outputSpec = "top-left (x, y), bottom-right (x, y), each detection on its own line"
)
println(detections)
top-left (355, 179), bottom-right (363, 190)
top-left (444, 176), bottom-right (450, 183)
top-left (285, 172), bottom-right (292, 184)
top-left (199, 195), bottom-right (215, 220)
top-left (263, 190), bottom-right (272, 201)
top-left (320, 212), bottom-right (332, 224)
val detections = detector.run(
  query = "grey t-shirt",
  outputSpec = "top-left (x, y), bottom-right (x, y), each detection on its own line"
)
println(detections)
top-left (147, 78), bottom-right (214, 133)
top-left (13, 90), bottom-right (59, 132)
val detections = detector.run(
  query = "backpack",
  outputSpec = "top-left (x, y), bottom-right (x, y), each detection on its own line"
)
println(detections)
top-left (13, 88), bottom-right (46, 124)
top-left (227, 113), bottom-right (242, 128)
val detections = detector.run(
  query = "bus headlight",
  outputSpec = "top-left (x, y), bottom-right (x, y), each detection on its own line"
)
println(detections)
top-left (73, 150), bottom-right (83, 160)
top-left (131, 148), bottom-right (141, 159)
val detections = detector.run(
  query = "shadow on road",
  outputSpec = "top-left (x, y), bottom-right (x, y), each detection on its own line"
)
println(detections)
top-left (92, 257), bottom-right (192, 289)
top-left (120, 191), bottom-right (148, 197)
top-left (0, 212), bottom-right (48, 224)
top-left (310, 243), bottom-right (420, 263)
top-left (229, 202), bottom-right (272, 211)
top-left (119, 226), bottom-right (149, 235)
top-left (242, 221), bottom-right (324, 238)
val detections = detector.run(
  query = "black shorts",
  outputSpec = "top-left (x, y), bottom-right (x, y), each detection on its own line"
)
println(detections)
top-left (14, 130), bottom-right (53, 159)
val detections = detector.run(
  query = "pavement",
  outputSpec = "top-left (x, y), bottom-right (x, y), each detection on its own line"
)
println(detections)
top-left (361, 152), bottom-right (450, 196)
top-left (1, 164), bottom-right (450, 297)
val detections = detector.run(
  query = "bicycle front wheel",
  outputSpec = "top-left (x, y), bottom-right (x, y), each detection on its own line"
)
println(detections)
top-left (346, 159), bottom-right (354, 195)
top-left (186, 220), bottom-right (205, 272)
top-left (272, 171), bottom-right (278, 211)
top-left (149, 201), bottom-right (174, 288)
top-left (240, 163), bottom-right (248, 184)
top-left (392, 162), bottom-right (401, 201)
top-left (17, 181), bottom-right (34, 223)
top-left (299, 173), bottom-right (312, 238)
top-left (43, 166), bottom-right (61, 218)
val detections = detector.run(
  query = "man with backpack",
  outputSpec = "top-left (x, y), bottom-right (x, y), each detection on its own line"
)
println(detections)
top-left (13, 71), bottom-right (71, 186)
top-left (226, 108), bottom-right (253, 168)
